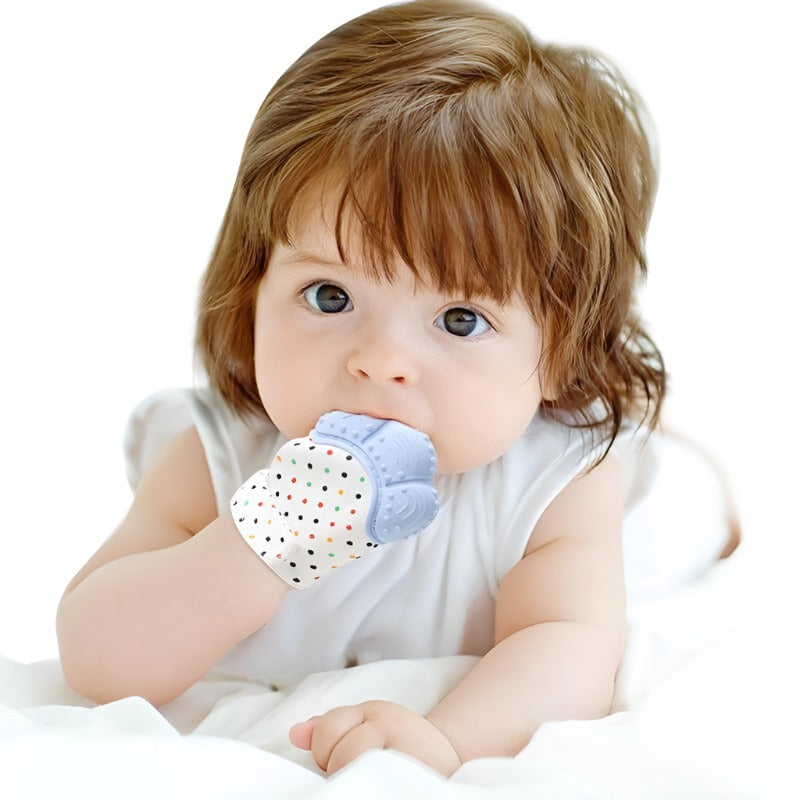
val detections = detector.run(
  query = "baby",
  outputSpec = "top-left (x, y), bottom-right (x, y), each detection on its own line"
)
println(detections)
top-left (56, 0), bottom-right (715, 776)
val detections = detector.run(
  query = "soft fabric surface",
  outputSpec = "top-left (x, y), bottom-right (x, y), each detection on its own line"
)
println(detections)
top-left (1, 551), bottom-right (796, 799)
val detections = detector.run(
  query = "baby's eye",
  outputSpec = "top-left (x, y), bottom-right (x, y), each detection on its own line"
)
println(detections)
top-left (434, 307), bottom-right (491, 337)
top-left (303, 282), bottom-right (352, 313)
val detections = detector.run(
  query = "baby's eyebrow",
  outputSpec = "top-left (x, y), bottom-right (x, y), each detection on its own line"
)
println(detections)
top-left (275, 249), bottom-right (347, 269)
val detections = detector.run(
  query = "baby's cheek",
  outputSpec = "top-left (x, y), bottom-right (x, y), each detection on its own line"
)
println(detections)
top-left (258, 386), bottom-right (321, 442)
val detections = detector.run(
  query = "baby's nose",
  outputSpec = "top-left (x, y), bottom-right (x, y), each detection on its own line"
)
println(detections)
top-left (346, 328), bottom-right (419, 386)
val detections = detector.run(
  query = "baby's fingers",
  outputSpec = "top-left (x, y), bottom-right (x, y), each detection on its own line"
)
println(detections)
top-left (288, 719), bottom-right (315, 750)
top-left (303, 704), bottom-right (376, 773)
top-left (326, 719), bottom-right (386, 774)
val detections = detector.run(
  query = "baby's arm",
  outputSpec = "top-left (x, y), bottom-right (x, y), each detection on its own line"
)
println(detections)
top-left (57, 427), bottom-right (290, 705)
top-left (427, 453), bottom-right (627, 762)
top-left (58, 411), bottom-right (437, 705)
top-left (292, 453), bottom-right (626, 774)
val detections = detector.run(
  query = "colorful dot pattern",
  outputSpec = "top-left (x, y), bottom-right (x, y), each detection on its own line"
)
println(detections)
top-left (230, 438), bottom-right (376, 589)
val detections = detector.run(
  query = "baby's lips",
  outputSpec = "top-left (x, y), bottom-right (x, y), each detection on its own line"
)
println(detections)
top-left (310, 411), bottom-right (440, 544)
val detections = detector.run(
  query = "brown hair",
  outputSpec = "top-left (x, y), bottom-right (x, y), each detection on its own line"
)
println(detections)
top-left (197, 0), bottom-right (666, 455)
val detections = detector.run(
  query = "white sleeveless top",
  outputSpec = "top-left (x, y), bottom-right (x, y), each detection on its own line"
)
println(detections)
top-left (125, 387), bottom-right (658, 686)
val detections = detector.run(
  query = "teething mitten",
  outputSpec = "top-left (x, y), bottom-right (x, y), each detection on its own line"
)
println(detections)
top-left (230, 412), bottom-right (439, 588)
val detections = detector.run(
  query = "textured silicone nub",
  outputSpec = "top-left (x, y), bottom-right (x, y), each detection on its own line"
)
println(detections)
top-left (310, 411), bottom-right (439, 544)
top-left (230, 412), bottom-right (439, 588)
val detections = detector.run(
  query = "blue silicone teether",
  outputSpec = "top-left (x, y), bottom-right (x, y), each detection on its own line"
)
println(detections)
top-left (310, 411), bottom-right (439, 544)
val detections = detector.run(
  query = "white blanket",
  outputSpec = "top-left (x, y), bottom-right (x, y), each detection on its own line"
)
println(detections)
top-left (2, 550), bottom-right (796, 799)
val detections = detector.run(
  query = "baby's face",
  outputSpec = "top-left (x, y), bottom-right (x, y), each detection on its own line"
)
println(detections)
top-left (253, 205), bottom-right (549, 474)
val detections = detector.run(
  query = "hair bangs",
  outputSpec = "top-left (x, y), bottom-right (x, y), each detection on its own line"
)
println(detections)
top-left (335, 117), bottom-right (531, 305)
top-left (248, 82), bottom-right (550, 308)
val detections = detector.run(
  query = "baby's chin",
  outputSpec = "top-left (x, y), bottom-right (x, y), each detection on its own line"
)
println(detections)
top-left (435, 458), bottom-right (485, 476)
top-left (431, 445), bottom-right (500, 476)
top-left (436, 433), bottom-right (531, 475)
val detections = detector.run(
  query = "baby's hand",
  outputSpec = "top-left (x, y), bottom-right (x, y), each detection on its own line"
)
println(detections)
top-left (290, 701), bottom-right (461, 776)
top-left (231, 412), bottom-right (439, 587)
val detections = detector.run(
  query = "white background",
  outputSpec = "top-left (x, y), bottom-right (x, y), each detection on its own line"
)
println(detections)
top-left (1, 0), bottom-right (797, 663)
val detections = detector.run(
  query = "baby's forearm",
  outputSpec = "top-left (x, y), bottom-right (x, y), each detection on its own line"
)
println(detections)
top-left (426, 621), bottom-right (624, 763)
top-left (57, 515), bottom-right (288, 706)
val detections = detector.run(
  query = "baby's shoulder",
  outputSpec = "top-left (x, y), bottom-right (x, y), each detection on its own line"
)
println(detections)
top-left (124, 387), bottom-right (205, 493)
top-left (129, 423), bottom-right (218, 537)
top-left (124, 386), bottom-right (283, 515)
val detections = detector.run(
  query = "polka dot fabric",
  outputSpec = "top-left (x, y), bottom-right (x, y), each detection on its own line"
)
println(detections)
top-left (231, 440), bottom-right (378, 588)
